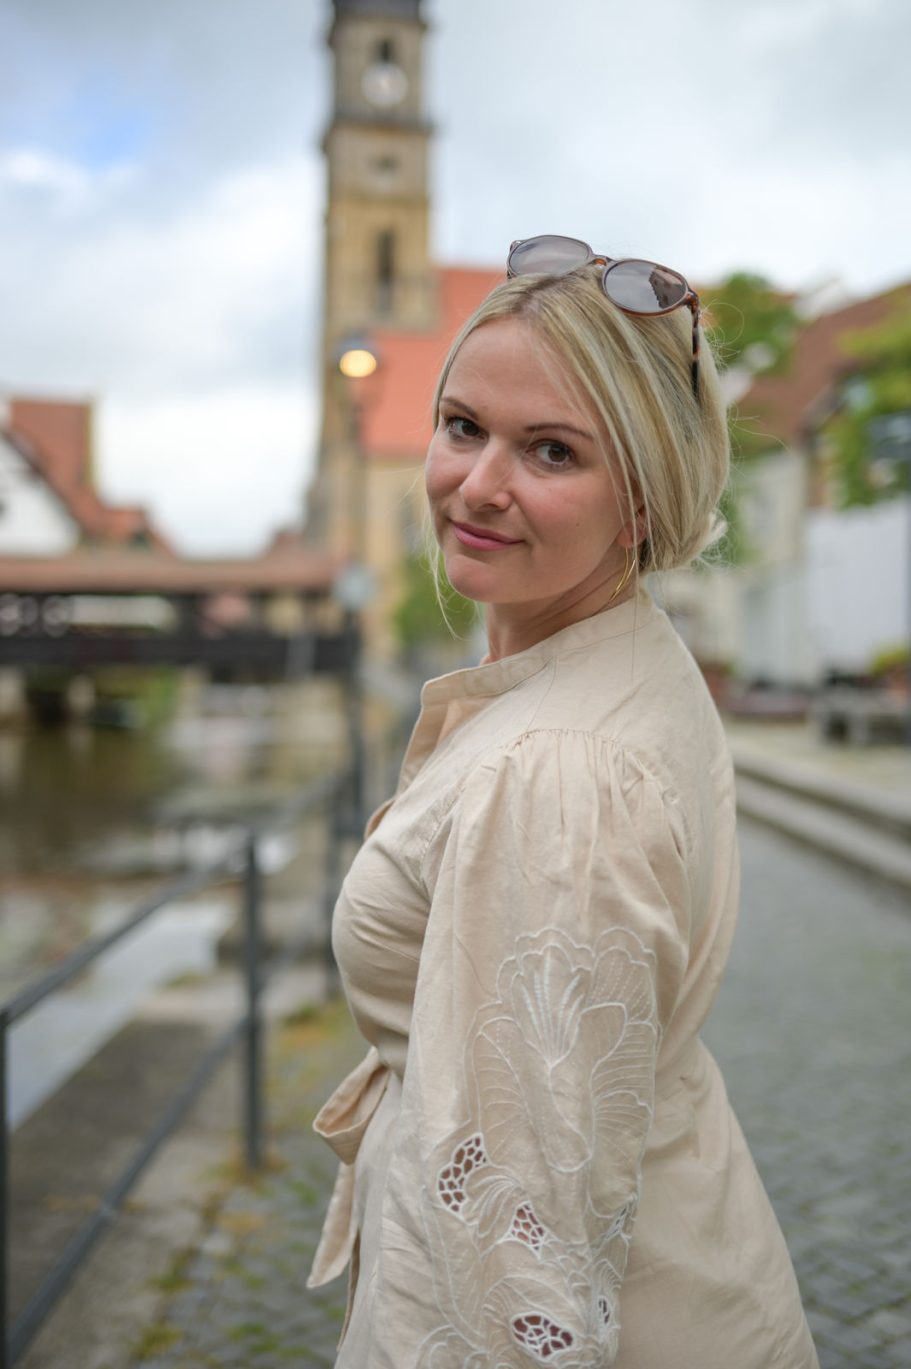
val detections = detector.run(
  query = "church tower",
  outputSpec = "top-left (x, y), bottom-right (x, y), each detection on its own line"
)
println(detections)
top-left (309, 0), bottom-right (434, 557)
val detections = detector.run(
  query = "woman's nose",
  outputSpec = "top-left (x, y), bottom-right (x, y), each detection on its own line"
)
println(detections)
top-left (459, 440), bottom-right (514, 510)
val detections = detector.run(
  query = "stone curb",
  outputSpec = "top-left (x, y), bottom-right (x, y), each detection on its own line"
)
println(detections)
top-left (731, 746), bottom-right (911, 838)
top-left (735, 773), bottom-right (911, 894)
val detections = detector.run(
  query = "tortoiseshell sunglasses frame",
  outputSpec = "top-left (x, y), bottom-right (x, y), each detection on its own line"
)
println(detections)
top-left (507, 234), bottom-right (702, 399)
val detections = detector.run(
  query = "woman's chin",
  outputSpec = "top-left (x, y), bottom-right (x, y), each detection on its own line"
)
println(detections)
top-left (443, 558), bottom-right (495, 605)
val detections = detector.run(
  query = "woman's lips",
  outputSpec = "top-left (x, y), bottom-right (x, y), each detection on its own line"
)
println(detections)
top-left (451, 521), bottom-right (522, 551)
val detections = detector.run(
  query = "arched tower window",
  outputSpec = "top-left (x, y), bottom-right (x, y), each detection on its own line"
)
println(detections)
top-left (376, 229), bottom-right (395, 314)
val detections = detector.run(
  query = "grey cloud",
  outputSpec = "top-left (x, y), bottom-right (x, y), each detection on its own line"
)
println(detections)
top-left (1, 0), bottom-right (327, 191)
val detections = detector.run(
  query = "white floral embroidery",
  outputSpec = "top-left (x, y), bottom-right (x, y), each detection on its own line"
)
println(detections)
top-left (512, 1312), bottom-right (575, 1358)
top-left (437, 1133), bottom-right (488, 1216)
top-left (509, 1203), bottom-right (547, 1254)
top-left (417, 926), bottom-right (659, 1367)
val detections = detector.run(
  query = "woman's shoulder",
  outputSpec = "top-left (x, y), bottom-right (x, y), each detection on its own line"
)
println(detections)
top-left (426, 725), bottom-right (690, 876)
top-left (530, 612), bottom-right (730, 777)
top-left (470, 724), bottom-right (676, 803)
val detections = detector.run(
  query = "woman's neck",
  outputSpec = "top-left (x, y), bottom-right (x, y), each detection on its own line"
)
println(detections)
top-left (483, 580), bottom-right (636, 663)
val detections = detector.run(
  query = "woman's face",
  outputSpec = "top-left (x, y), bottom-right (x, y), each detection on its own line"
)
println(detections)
top-left (426, 317), bottom-right (636, 631)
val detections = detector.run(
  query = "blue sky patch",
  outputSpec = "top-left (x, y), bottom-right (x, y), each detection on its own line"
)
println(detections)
top-left (64, 75), bottom-right (155, 169)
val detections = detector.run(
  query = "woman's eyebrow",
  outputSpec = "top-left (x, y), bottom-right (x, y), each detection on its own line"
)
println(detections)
top-left (440, 395), bottom-right (594, 443)
top-left (524, 421), bottom-right (595, 441)
top-left (438, 394), bottom-right (478, 418)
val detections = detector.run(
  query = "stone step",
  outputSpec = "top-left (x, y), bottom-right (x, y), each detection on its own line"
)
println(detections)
top-left (731, 747), bottom-right (911, 841)
top-left (735, 773), bottom-right (911, 895)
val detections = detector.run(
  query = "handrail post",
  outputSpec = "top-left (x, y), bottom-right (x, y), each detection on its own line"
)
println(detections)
top-left (321, 779), bottom-right (345, 996)
top-left (343, 610), bottom-right (366, 837)
top-left (1, 1011), bottom-right (9, 1369)
top-left (242, 833), bottom-right (263, 1172)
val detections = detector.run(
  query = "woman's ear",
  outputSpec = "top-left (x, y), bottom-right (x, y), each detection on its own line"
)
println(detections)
top-left (616, 505), bottom-right (647, 551)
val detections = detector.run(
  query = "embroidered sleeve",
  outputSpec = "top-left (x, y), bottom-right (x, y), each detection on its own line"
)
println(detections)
top-left (382, 730), bottom-right (691, 1367)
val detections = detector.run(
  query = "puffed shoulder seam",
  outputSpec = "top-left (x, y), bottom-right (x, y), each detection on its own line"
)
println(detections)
top-left (417, 725), bottom-right (687, 882)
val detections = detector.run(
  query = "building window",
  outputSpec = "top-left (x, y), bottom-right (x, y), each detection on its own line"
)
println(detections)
top-left (375, 38), bottom-right (396, 64)
top-left (376, 229), bottom-right (395, 315)
top-left (370, 153), bottom-right (400, 191)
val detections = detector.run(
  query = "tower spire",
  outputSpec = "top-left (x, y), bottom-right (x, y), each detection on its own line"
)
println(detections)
top-left (308, 0), bottom-right (434, 555)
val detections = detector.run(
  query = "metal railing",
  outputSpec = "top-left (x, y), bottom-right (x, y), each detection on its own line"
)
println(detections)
top-left (0, 767), bottom-right (354, 1369)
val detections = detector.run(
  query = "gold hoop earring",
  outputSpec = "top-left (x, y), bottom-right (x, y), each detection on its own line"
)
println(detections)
top-left (608, 545), bottom-right (636, 604)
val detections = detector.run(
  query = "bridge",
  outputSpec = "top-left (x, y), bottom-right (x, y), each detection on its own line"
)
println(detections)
top-left (0, 542), bottom-right (353, 678)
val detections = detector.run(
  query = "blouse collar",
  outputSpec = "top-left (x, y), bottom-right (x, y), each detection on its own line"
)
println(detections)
top-left (420, 590), bottom-right (658, 706)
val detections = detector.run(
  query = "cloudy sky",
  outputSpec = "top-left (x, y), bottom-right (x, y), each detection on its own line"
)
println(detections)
top-left (1, 0), bottom-right (909, 554)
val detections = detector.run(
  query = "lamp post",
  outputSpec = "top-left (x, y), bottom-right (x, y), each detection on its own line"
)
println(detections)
top-left (333, 336), bottom-right (380, 823)
top-left (868, 410), bottom-right (911, 744)
top-left (336, 336), bottom-right (379, 575)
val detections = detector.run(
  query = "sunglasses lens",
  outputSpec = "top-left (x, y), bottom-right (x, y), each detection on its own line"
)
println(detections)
top-left (508, 234), bottom-right (592, 276)
top-left (603, 259), bottom-right (688, 313)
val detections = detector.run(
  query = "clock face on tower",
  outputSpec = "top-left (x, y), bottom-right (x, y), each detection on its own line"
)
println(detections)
top-left (362, 60), bottom-right (408, 108)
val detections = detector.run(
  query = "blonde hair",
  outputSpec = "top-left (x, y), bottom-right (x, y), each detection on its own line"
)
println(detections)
top-left (431, 267), bottom-right (730, 575)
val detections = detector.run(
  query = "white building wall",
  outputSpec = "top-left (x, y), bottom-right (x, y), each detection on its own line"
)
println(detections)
top-left (662, 448), bottom-right (819, 685)
top-left (657, 566), bottom-right (741, 666)
top-left (723, 448), bottom-right (817, 684)
top-left (738, 562), bottom-right (815, 684)
top-left (0, 434), bottom-right (79, 554)
top-left (806, 496), bottom-right (909, 672)
top-left (740, 447), bottom-right (808, 567)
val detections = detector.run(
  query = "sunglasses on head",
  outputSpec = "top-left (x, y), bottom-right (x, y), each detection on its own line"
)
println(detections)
top-left (506, 234), bottom-right (702, 399)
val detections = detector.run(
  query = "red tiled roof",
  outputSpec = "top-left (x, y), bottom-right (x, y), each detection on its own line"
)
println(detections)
top-left (264, 526), bottom-right (308, 555)
top-left (10, 397), bottom-right (90, 490)
top-left (737, 282), bottom-right (911, 450)
top-left (360, 265), bottom-right (503, 461)
top-left (0, 544), bottom-right (337, 594)
top-left (6, 396), bottom-right (174, 551)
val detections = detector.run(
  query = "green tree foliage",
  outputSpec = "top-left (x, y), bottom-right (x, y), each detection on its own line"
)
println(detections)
top-left (709, 479), bottom-right (751, 567)
top-left (393, 551), bottom-right (477, 651)
top-left (701, 272), bottom-right (798, 376)
top-left (699, 273), bottom-right (800, 564)
top-left (824, 303), bottom-right (911, 507)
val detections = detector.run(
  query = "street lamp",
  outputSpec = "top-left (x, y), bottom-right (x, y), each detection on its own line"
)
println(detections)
top-left (337, 342), bottom-right (379, 380)
top-left (333, 334), bottom-right (381, 565)
top-left (332, 335), bottom-right (381, 822)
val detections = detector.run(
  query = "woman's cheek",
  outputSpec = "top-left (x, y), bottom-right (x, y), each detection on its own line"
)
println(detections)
top-left (424, 440), bottom-right (441, 499)
top-left (425, 439), bottom-right (456, 508)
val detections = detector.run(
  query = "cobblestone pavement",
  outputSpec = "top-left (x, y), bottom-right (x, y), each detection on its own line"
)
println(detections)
top-left (130, 997), bottom-right (363, 1368)
top-left (704, 821), bottom-right (911, 1369)
top-left (136, 820), bottom-right (911, 1368)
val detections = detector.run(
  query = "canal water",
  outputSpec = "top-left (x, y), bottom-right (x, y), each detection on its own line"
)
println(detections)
top-left (0, 676), bottom-right (352, 1122)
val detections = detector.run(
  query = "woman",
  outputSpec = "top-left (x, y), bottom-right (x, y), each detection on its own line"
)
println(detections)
top-left (308, 235), bottom-right (819, 1368)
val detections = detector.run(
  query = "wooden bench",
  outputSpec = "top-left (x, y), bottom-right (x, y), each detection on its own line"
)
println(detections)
top-left (812, 687), bottom-right (910, 745)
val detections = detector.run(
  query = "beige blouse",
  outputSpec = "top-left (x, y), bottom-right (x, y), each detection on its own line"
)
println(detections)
top-left (308, 591), bottom-right (818, 1368)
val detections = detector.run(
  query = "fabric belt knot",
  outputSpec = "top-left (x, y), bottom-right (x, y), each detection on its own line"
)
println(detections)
top-left (307, 1047), bottom-right (390, 1288)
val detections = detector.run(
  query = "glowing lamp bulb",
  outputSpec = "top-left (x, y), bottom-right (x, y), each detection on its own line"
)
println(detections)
top-left (338, 347), bottom-right (378, 379)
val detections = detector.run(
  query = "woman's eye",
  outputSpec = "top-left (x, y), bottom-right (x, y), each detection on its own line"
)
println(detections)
top-left (443, 415), bottom-right (481, 441)
top-left (531, 440), bottom-right (575, 469)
